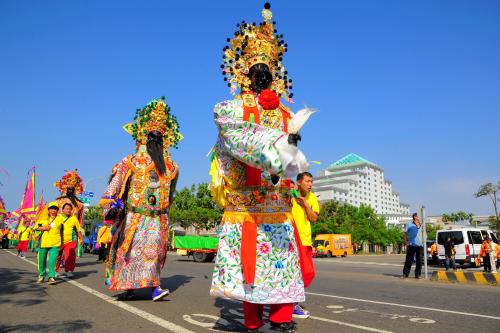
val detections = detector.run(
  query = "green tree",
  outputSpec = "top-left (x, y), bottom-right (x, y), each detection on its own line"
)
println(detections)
top-left (312, 201), bottom-right (402, 247)
top-left (84, 205), bottom-right (103, 221)
top-left (475, 182), bottom-right (500, 233)
top-left (425, 224), bottom-right (441, 241)
top-left (170, 183), bottom-right (223, 231)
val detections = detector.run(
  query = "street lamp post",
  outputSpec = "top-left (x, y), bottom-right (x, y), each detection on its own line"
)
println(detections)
top-left (421, 205), bottom-right (428, 279)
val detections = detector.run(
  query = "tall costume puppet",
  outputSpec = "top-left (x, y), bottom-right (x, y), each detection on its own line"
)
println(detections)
top-left (209, 3), bottom-right (310, 331)
top-left (54, 170), bottom-right (84, 224)
top-left (99, 97), bottom-right (181, 301)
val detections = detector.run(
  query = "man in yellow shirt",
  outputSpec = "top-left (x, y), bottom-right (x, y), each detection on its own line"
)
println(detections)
top-left (35, 202), bottom-right (62, 284)
top-left (17, 220), bottom-right (33, 258)
top-left (97, 222), bottom-right (112, 263)
top-left (291, 172), bottom-right (320, 319)
top-left (55, 203), bottom-right (83, 278)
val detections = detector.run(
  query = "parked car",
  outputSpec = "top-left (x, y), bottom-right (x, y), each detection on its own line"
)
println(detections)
top-left (436, 227), bottom-right (498, 267)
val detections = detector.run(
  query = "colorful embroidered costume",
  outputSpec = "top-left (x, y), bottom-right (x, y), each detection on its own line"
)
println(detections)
top-left (100, 97), bottom-right (181, 292)
top-left (210, 3), bottom-right (310, 330)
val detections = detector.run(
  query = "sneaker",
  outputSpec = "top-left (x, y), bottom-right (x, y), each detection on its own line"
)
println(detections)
top-left (48, 278), bottom-right (57, 285)
top-left (152, 287), bottom-right (170, 301)
top-left (37, 276), bottom-right (45, 283)
top-left (292, 304), bottom-right (310, 319)
top-left (65, 271), bottom-right (74, 278)
top-left (270, 321), bottom-right (297, 333)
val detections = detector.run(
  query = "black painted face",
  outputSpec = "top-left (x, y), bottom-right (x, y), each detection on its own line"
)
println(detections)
top-left (248, 63), bottom-right (273, 94)
top-left (67, 187), bottom-right (75, 197)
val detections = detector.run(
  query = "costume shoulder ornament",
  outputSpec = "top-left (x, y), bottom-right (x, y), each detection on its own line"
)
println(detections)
top-left (221, 2), bottom-right (294, 102)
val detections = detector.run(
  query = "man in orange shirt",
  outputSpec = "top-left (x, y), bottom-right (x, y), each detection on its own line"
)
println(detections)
top-left (480, 237), bottom-right (491, 272)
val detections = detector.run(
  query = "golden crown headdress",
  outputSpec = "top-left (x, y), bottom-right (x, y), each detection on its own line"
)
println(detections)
top-left (123, 97), bottom-right (182, 149)
top-left (221, 3), bottom-right (293, 102)
top-left (54, 169), bottom-right (84, 195)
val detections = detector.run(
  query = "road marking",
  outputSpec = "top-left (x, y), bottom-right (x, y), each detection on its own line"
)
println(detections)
top-left (315, 259), bottom-right (401, 267)
top-left (309, 316), bottom-right (394, 333)
top-left (306, 292), bottom-right (500, 321)
top-left (4, 250), bottom-right (195, 333)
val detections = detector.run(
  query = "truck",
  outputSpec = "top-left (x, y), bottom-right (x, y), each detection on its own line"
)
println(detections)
top-left (173, 235), bottom-right (218, 263)
top-left (313, 234), bottom-right (352, 258)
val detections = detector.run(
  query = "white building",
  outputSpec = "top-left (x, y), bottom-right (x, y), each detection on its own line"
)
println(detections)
top-left (313, 153), bottom-right (411, 226)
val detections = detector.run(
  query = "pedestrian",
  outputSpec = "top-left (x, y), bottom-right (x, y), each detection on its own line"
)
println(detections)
top-left (402, 213), bottom-right (424, 279)
top-left (291, 172), bottom-right (320, 319)
top-left (2, 228), bottom-right (11, 249)
top-left (16, 220), bottom-right (33, 258)
top-left (96, 220), bottom-right (112, 263)
top-left (55, 203), bottom-right (84, 278)
top-left (479, 237), bottom-right (491, 272)
top-left (495, 242), bottom-right (500, 270)
top-left (34, 202), bottom-right (62, 284)
top-left (444, 236), bottom-right (457, 271)
top-left (430, 241), bottom-right (438, 265)
top-left (488, 237), bottom-right (497, 274)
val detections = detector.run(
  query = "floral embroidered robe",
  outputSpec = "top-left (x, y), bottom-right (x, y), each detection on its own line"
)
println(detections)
top-left (101, 149), bottom-right (178, 290)
top-left (210, 94), bottom-right (306, 304)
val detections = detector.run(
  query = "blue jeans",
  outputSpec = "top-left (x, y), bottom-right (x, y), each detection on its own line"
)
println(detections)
top-left (445, 256), bottom-right (456, 270)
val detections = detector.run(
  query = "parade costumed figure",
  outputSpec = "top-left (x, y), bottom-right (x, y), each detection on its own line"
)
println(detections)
top-left (99, 97), bottom-right (181, 301)
top-left (210, 3), bottom-right (311, 331)
top-left (54, 170), bottom-right (84, 224)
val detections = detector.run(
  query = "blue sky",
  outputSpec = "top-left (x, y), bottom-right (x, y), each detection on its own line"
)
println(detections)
top-left (1, 0), bottom-right (499, 215)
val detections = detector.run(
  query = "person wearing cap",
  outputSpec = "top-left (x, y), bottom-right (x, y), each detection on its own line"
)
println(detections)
top-left (55, 203), bottom-right (84, 278)
top-left (16, 219), bottom-right (33, 258)
top-left (35, 202), bottom-right (63, 284)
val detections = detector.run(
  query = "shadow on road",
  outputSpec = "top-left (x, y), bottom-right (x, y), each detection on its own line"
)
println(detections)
top-left (161, 274), bottom-right (194, 293)
top-left (0, 267), bottom-right (48, 307)
top-left (110, 275), bottom-right (195, 301)
top-left (212, 298), bottom-right (247, 332)
top-left (0, 319), bottom-right (93, 332)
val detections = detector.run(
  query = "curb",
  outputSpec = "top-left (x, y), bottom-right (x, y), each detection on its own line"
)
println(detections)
top-left (431, 271), bottom-right (500, 286)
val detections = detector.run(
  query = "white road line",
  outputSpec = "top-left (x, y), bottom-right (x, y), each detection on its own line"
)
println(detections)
top-left (4, 250), bottom-right (195, 333)
top-left (314, 259), bottom-right (401, 267)
top-left (306, 292), bottom-right (500, 321)
top-left (310, 316), bottom-right (394, 333)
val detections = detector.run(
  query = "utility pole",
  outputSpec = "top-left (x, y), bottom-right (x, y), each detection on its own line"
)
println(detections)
top-left (421, 205), bottom-right (428, 279)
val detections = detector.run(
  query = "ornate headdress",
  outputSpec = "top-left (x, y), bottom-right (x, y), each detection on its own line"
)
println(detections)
top-left (221, 2), bottom-right (293, 102)
top-left (54, 169), bottom-right (84, 195)
top-left (123, 97), bottom-right (182, 149)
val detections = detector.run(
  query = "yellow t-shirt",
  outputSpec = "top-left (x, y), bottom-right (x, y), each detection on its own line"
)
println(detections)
top-left (56, 214), bottom-right (81, 244)
top-left (18, 226), bottom-right (33, 241)
top-left (97, 225), bottom-right (111, 247)
top-left (292, 192), bottom-right (320, 247)
top-left (37, 217), bottom-right (63, 248)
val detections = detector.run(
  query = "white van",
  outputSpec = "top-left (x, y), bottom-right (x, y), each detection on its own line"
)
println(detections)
top-left (436, 227), bottom-right (498, 266)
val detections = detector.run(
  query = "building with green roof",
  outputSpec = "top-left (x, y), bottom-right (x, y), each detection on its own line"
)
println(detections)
top-left (313, 153), bottom-right (411, 226)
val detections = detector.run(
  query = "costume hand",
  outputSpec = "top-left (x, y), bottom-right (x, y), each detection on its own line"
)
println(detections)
top-left (287, 134), bottom-right (302, 147)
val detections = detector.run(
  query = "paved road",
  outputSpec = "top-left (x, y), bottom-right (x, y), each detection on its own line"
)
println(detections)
top-left (1, 249), bottom-right (499, 333)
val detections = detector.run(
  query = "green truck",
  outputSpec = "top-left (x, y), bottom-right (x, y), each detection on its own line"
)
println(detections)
top-left (173, 235), bottom-right (218, 262)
